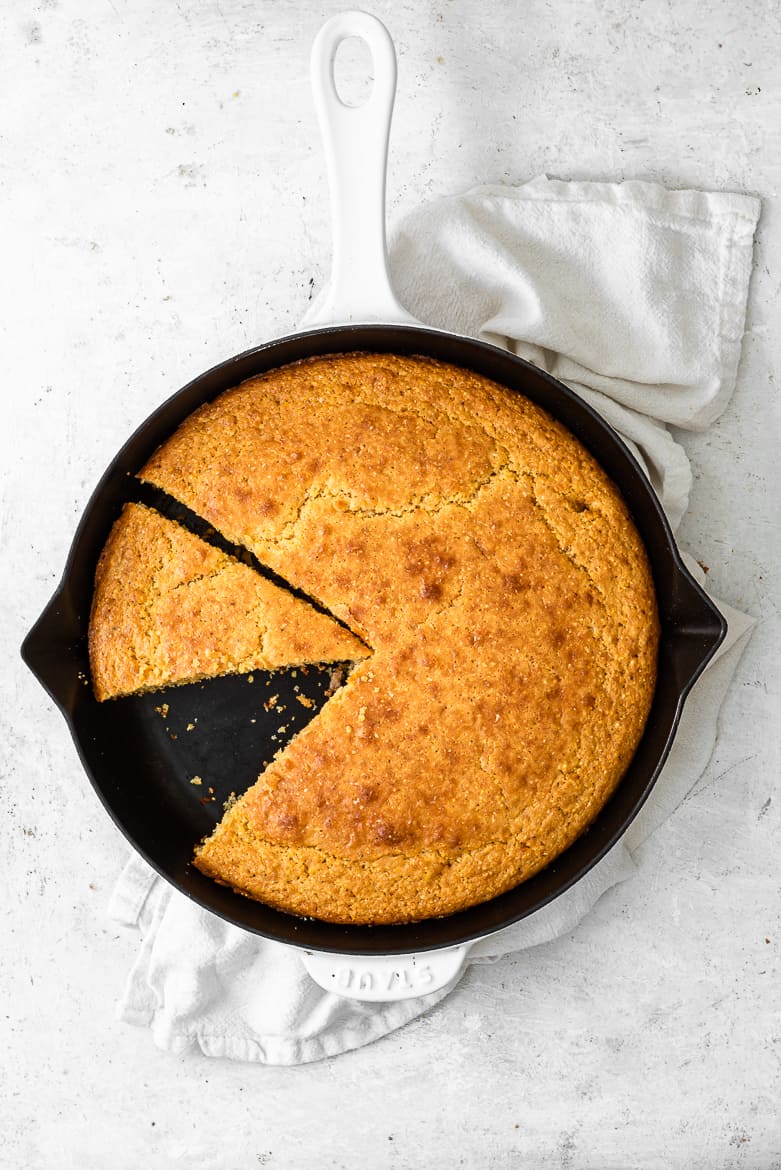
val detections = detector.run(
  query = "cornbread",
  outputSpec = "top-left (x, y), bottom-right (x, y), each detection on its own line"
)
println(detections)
top-left (132, 353), bottom-right (660, 925)
top-left (88, 502), bottom-right (368, 701)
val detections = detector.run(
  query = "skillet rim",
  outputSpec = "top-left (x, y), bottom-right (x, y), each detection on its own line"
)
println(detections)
top-left (21, 323), bottom-right (727, 955)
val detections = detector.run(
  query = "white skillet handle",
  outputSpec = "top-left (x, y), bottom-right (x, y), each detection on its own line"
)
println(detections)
top-left (301, 944), bottom-right (471, 1002)
top-left (302, 10), bottom-right (418, 327)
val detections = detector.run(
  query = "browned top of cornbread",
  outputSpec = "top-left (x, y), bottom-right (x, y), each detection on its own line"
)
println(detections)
top-left (138, 353), bottom-right (659, 925)
top-left (88, 502), bottom-right (368, 701)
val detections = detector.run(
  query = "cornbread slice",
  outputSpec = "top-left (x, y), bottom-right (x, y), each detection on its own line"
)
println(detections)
top-left (88, 502), bottom-right (368, 701)
top-left (138, 353), bottom-right (659, 924)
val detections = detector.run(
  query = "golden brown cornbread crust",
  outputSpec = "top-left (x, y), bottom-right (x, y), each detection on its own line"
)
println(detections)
top-left (138, 353), bottom-right (659, 924)
top-left (89, 502), bottom-right (367, 701)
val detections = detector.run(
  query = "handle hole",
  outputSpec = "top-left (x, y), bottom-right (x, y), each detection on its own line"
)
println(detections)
top-left (333, 36), bottom-right (374, 108)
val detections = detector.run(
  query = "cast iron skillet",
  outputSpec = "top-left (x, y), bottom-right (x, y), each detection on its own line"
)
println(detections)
top-left (21, 14), bottom-right (726, 997)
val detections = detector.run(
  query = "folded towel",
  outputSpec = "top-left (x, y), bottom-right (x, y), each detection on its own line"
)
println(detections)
top-left (109, 177), bottom-right (759, 1064)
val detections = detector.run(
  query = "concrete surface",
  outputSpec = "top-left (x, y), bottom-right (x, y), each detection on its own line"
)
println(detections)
top-left (2, 0), bottom-right (780, 1166)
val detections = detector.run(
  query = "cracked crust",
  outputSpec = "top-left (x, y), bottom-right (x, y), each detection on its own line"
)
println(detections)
top-left (137, 353), bottom-right (659, 924)
top-left (88, 503), bottom-right (368, 700)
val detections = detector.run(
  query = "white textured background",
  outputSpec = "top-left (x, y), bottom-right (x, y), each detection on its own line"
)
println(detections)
top-left (2, 0), bottom-right (780, 1167)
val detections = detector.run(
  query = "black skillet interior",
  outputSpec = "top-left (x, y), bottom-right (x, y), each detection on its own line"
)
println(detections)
top-left (22, 325), bottom-right (727, 955)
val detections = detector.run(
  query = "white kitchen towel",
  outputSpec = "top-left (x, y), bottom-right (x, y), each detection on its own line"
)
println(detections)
top-left (110, 177), bottom-right (759, 1064)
